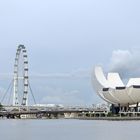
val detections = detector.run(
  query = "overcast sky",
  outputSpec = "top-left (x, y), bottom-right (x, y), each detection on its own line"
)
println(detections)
top-left (0, 0), bottom-right (140, 106)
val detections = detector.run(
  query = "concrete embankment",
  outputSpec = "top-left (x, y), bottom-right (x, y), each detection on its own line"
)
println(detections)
top-left (77, 117), bottom-right (140, 121)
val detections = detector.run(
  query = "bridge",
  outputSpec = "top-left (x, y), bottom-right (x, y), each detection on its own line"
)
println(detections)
top-left (0, 105), bottom-right (107, 119)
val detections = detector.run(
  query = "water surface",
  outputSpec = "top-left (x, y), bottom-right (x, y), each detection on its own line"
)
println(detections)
top-left (0, 119), bottom-right (140, 140)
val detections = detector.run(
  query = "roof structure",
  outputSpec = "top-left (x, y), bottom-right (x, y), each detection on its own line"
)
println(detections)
top-left (92, 66), bottom-right (140, 105)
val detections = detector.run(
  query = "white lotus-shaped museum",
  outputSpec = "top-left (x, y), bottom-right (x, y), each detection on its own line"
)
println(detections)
top-left (92, 66), bottom-right (140, 105)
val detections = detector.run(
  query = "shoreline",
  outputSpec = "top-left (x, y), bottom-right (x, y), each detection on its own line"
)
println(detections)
top-left (1, 117), bottom-right (140, 121)
top-left (77, 116), bottom-right (140, 121)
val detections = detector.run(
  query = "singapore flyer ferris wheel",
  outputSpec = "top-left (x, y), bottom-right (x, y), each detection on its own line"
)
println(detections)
top-left (13, 45), bottom-right (29, 106)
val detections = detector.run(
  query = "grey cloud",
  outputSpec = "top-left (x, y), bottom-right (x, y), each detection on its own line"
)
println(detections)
top-left (109, 49), bottom-right (140, 79)
top-left (29, 69), bottom-right (91, 79)
top-left (0, 69), bottom-right (91, 79)
top-left (40, 86), bottom-right (86, 105)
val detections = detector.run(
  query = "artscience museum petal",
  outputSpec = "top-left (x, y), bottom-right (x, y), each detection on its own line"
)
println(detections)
top-left (92, 66), bottom-right (140, 105)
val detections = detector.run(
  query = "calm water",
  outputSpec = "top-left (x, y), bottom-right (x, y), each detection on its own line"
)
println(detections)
top-left (0, 119), bottom-right (140, 140)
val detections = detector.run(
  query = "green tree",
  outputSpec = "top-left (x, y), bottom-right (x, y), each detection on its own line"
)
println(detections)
top-left (0, 103), bottom-right (3, 110)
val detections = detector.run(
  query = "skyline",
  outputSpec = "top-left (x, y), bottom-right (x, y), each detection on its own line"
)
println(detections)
top-left (0, 1), bottom-right (140, 105)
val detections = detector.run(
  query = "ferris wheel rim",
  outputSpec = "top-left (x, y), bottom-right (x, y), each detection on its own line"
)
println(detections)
top-left (13, 45), bottom-right (29, 106)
